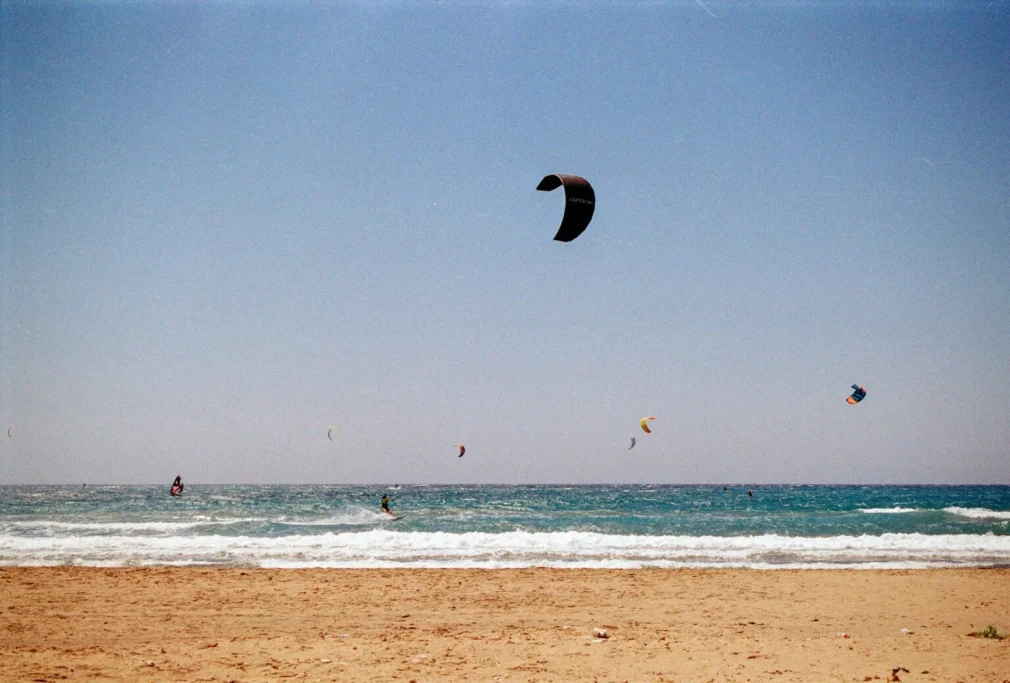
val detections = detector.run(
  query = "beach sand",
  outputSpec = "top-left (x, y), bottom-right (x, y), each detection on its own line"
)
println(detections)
top-left (2, 567), bottom-right (1008, 682)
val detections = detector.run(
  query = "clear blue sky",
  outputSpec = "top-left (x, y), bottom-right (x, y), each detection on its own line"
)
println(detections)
top-left (2, 1), bottom-right (1008, 485)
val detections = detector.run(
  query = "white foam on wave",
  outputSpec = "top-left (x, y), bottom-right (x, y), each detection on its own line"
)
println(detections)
top-left (0, 518), bottom-right (266, 534)
top-left (944, 507), bottom-right (1010, 520)
top-left (859, 507), bottom-right (918, 514)
top-left (2, 530), bottom-right (1009, 569)
top-left (280, 506), bottom-right (393, 527)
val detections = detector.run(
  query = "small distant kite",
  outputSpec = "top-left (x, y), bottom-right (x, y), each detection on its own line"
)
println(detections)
top-left (457, 443), bottom-right (466, 458)
top-left (536, 174), bottom-right (595, 242)
top-left (6, 426), bottom-right (13, 438)
top-left (327, 426), bottom-right (339, 441)
top-left (846, 385), bottom-right (867, 405)
top-left (640, 416), bottom-right (655, 434)
top-left (628, 436), bottom-right (636, 450)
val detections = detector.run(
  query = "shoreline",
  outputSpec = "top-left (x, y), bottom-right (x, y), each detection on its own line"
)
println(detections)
top-left (3, 567), bottom-right (1008, 682)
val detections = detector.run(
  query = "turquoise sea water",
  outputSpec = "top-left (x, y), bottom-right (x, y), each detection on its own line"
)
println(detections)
top-left (2, 485), bottom-right (1008, 568)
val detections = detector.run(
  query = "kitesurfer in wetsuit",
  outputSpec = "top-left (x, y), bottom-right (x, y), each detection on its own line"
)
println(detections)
top-left (381, 494), bottom-right (393, 516)
top-left (171, 475), bottom-right (184, 496)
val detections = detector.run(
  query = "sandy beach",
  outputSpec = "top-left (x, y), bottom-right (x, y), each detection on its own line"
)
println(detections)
top-left (1, 568), bottom-right (1008, 682)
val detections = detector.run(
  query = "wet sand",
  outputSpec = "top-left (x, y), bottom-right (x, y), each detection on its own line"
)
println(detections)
top-left (2, 567), bottom-right (1008, 682)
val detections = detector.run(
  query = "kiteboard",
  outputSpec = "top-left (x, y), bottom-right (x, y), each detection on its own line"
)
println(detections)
top-left (388, 515), bottom-right (406, 522)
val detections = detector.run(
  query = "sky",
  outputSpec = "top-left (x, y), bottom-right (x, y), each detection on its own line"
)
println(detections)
top-left (2, 0), bottom-right (1008, 485)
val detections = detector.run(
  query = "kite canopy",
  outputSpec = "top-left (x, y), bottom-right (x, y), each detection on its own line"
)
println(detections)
top-left (628, 436), bottom-right (636, 450)
top-left (6, 426), bottom-right (13, 438)
top-left (327, 426), bottom-right (338, 441)
top-left (536, 174), bottom-right (595, 242)
top-left (457, 443), bottom-right (466, 458)
top-left (846, 385), bottom-right (867, 405)
top-left (640, 416), bottom-right (656, 434)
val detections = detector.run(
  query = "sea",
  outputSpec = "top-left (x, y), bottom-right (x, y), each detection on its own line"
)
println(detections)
top-left (2, 485), bottom-right (1009, 569)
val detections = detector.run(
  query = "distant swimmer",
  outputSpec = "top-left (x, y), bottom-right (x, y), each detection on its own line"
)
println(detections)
top-left (381, 494), bottom-right (393, 516)
top-left (748, 490), bottom-right (753, 498)
top-left (170, 475), bottom-right (184, 497)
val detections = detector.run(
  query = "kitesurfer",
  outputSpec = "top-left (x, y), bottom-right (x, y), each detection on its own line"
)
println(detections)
top-left (170, 475), bottom-right (184, 497)
top-left (381, 494), bottom-right (393, 516)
